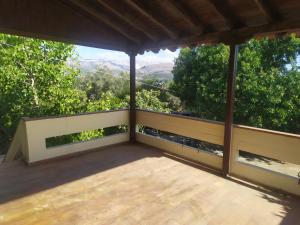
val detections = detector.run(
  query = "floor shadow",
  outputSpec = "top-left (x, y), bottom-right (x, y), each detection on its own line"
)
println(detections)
top-left (225, 176), bottom-right (300, 225)
top-left (0, 142), bottom-right (162, 204)
top-left (152, 148), bottom-right (300, 225)
top-left (261, 193), bottom-right (300, 225)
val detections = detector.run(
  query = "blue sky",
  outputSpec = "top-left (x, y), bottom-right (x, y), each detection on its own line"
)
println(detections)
top-left (75, 45), bottom-right (180, 68)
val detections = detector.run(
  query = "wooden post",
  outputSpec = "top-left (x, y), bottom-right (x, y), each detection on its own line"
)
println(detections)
top-left (223, 44), bottom-right (239, 176)
top-left (129, 52), bottom-right (136, 142)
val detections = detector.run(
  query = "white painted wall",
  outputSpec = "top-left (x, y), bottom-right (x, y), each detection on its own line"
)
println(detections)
top-left (6, 110), bottom-right (129, 163)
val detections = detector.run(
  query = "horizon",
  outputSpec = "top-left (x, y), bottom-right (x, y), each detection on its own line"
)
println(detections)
top-left (75, 45), bottom-right (180, 69)
top-left (75, 45), bottom-right (300, 69)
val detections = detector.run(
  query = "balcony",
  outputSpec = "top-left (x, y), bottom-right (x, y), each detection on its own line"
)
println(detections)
top-left (1, 1), bottom-right (300, 224)
top-left (1, 109), bottom-right (300, 225)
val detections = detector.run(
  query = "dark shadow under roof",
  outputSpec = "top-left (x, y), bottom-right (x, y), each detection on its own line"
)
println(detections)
top-left (0, 0), bottom-right (300, 53)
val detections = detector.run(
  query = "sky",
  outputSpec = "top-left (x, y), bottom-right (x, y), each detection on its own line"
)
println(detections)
top-left (75, 45), bottom-right (300, 69)
top-left (75, 45), bottom-right (180, 69)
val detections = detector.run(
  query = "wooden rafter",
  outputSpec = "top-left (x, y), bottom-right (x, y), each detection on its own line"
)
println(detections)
top-left (97, 0), bottom-right (158, 41)
top-left (65, 0), bottom-right (141, 44)
top-left (253, 0), bottom-right (277, 22)
top-left (1, 0), bottom-right (300, 54)
top-left (171, 1), bottom-right (213, 32)
top-left (139, 18), bottom-right (300, 52)
top-left (208, 0), bottom-right (244, 28)
top-left (162, 0), bottom-right (203, 33)
top-left (124, 0), bottom-right (178, 39)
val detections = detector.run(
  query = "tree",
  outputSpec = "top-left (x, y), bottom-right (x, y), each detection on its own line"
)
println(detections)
top-left (79, 67), bottom-right (130, 100)
top-left (79, 68), bottom-right (173, 112)
top-left (135, 89), bottom-right (170, 112)
top-left (0, 34), bottom-right (174, 154)
top-left (137, 76), bottom-right (181, 111)
top-left (0, 34), bottom-right (85, 153)
top-left (172, 45), bottom-right (229, 121)
top-left (172, 34), bottom-right (300, 133)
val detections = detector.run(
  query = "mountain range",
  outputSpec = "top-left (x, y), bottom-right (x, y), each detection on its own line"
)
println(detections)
top-left (77, 59), bottom-right (174, 80)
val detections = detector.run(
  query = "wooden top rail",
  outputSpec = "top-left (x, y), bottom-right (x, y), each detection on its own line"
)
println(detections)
top-left (22, 109), bottom-right (129, 122)
top-left (136, 109), bottom-right (224, 126)
top-left (137, 109), bottom-right (300, 139)
top-left (136, 109), bottom-right (224, 145)
top-left (233, 124), bottom-right (300, 139)
top-left (26, 110), bottom-right (129, 138)
top-left (233, 126), bottom-right (300, 165)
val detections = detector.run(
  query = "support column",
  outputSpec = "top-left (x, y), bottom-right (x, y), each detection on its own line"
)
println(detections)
top-left (129, 52), bottom-right (136, 142)
top-left (223, 44), bottom-right (239, 176)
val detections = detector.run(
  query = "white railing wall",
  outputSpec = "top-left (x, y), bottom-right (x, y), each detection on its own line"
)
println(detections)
top-left (136, 110), bottom-right (224, 170)
top-left (136, 109), bottom-right (300, 196)
top-left (231, 125), bottom-right (300, 196)
top-left (6, 110), bottom-right (129, 163)
top-left (5, 108), bottom-right (300, 196)
top-left (5, 119), bottom-right (29, 162)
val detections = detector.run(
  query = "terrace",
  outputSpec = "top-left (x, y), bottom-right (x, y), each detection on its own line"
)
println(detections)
top-left (1, 0), bottom-right (300, 224)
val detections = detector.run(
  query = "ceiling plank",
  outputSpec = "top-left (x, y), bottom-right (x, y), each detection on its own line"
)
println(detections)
top-left (124, 0), bottom-right (178, 39)
top-left (162, 0), bottom-right (203, 33)
top-left (97, 0), bottom-right (158, 41)
top-left (208, 0), bottom-right (244, 28)
top-left (170, 0), bottom-right (213, 32)
top-left (65, 0), bottom-right (141, 44)
top-left (140, 18), bottom-right (300, 52)
top-left (253, 0), bottom-right (277, 22)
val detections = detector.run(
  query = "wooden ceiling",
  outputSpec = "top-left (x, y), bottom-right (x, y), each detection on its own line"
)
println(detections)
top-left (0, 0), bottom-right (300, 53)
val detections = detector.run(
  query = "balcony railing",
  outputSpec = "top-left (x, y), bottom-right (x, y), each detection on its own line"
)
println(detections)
top-left (6, 109), bottom-right (129, 163)
top-left (231, 124), bottom-right (300, 196)
top-left (136, 109), bottom-right (300, 196)
top-left (136, 110), bottom-right (224, 170)
top-left (5, 109), bottom-right (300, 196)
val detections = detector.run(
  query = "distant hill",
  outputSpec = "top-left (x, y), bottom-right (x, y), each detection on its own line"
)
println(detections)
top-left (78, 59), bottom-right (129, 75)
top-left (77, 59), bottom-right (173, 80)
top-left (137, 63), bottom-right (173, 80)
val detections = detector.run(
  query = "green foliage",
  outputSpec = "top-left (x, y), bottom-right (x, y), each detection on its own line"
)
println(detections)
top-left (86, 91), bottom-right (128, 111)
top-left (235, 36), bottom-right (300, 133)
top-left (79, 68), bottom-right (129, 100)
top-left (45, 129), bottom-right (103, 148)
top-left (0, 34), bottom-right (171, 153)
top-left (45, 91), bottom-right (127, 149)
top-left (0, 34), bottom-right (85, 148)
top-left (4, 31), bottom-right (299, 155)
top-left (137, 76), bottom-right (181, 111)
top-left (172, 35), bottom-right (300, 133)
top-left (172, 45), bottom-right (229, 121)
top-left (79, 67), bottom-right (171, 112)
top-left (136, 89), bottom-right (170, 112)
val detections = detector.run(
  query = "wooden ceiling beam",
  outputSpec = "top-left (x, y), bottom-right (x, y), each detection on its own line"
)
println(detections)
top-left (208, 0), bottom-right (244, 28)
top-left (253, 0), bottom-right (277, 22)
top-left (97, 0), bottom-right (158, 41)
top-left (0, 26), bottom-right (128, 52)
top-left (124, 0), bottom-right (178, 40)
top-left (162, 0), bottom-right (203, 33)
top-left (139, 18), bottom-right (300, 52)
top-left (65, 0), bottom-right (141, 44)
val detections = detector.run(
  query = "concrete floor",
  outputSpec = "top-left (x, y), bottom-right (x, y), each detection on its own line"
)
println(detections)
top-left (0, 143), bottom-right (300, 225)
